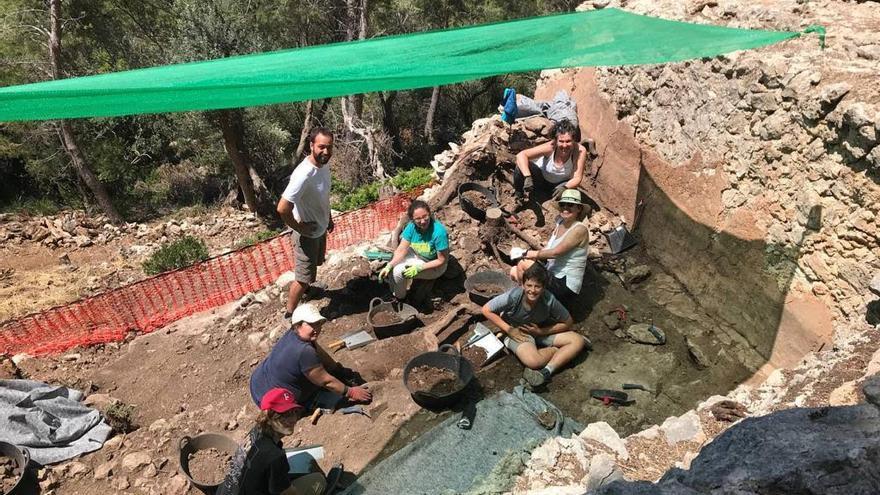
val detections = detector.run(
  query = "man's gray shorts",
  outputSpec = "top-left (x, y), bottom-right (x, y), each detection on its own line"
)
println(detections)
top-left (503, 334), bottom-right (558, 353)
top-left (290, 230), bottom-right (326, 284)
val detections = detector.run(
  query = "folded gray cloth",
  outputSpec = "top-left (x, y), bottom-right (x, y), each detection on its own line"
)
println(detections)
top-left (0, 379), bottom-right (111, 465)
top-left (516, 90), bottom-right (579, 125)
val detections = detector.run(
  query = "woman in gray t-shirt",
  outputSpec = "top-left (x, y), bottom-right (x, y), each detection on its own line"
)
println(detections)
top-left (481, 263), bottom-right (587, 388)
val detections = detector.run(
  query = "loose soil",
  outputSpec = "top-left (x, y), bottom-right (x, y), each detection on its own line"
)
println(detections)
top-left (406, 365), bottom-right (462, 396)
top-left (187, 448), bottom-right (232, 486)
top-left (461, 190), bottom-right (493, 211)
top-left (462, 345), bottom-right (488, 369)
top-left (371, 310), bottom-right (402, 326)
top-left (0, 456), bottom-right (21, 495)
top-left (471, 282), bottom-right (505, 298)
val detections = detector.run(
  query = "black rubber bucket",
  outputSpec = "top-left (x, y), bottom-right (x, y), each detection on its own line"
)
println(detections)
top-left (178, 433), bottom-right (239, 495)
top-left (367, 297), bottom-right (420, 339)
top-left (458, 182), bottom-right (499, 222)
top-left (464, 267), bottom-right (515, 305)
top-left (0, 441), bottom-right (29, 495)
top-left (403, 344), bottom-right (474, 410)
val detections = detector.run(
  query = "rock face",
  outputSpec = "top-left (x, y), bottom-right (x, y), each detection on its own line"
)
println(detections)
top-left (593, 404), bottom-right (880, 494)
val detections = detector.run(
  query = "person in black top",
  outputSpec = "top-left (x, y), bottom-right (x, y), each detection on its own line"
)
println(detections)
top-left (217, 387), bottom-right (326, 495)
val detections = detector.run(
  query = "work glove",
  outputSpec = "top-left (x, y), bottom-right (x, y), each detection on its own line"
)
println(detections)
top-left (378, 264), bottom-right (392, 282)
top-left (403, 265), bottom-right (422, 279)
top-left (552, 183), bottom-right (567, 199)
top-left (523, 176), bottom-right (534, 196)
top-left (346, 385), bottom-right (372, 403)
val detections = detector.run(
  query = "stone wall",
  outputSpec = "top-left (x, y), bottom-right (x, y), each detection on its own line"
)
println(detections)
top-left (534, 0), bottom-right (879, 380)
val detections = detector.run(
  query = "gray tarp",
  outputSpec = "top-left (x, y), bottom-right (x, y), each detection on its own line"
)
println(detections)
top-left (343, 386), bottom-right (582, 495)
top-left (0, 379), bottom-right (111, 464)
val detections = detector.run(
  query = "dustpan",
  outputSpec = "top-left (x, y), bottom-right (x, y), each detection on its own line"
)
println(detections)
top-left (605, 225), bottom-right (638, 254)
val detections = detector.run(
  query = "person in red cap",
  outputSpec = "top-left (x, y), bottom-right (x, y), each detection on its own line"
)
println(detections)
top-left (217, 387), bottom-right (327, 495)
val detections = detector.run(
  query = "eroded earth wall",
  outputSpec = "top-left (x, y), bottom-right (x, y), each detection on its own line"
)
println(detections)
top-left (536, 0), bottom-right (879, 380)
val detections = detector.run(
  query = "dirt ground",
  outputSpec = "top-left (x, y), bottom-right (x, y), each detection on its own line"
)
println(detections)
top-left (0, 208), bottom-right (275, 322)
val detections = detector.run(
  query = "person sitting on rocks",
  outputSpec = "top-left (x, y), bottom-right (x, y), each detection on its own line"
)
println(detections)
top-left (378, 199), bottom-right (449, 300)
top-left (510, 189), bottom-right (590, 307)
top-left (481, 263), bottom-right (586, 388)
top-left (217, 387), bottom-right (327, 495)
top-left (513, 119), bottom-right (587, 207)
top-left (249, 303), bottom-right (371, 413)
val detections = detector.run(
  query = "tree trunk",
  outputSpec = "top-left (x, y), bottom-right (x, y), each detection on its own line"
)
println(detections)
top-left (424, 86), bottom-right (440, 145)
top-left (294, 100), bottom-right (314, 159)
top-left (48, 0), bottom-right (123, 224)
top-left (379, 91), bottom-right (402, 164)
top-left (343, 0), bottom-right (366, 124)
top-left (217, 109), bottom-right (273, 218)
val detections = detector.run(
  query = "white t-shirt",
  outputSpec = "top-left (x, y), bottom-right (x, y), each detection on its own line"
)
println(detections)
top-left (281, 157), bottom-right (331, 238)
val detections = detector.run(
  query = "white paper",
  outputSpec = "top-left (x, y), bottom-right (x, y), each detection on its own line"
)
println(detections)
top-left (509, 246), bottom-right (527, 260)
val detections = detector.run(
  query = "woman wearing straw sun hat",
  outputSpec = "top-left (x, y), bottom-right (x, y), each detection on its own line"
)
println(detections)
top-left (510, 188), bottom-right (590, 306)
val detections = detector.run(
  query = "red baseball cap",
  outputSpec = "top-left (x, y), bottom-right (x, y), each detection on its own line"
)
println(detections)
top-left (260, 388), bottom-right (304, 413)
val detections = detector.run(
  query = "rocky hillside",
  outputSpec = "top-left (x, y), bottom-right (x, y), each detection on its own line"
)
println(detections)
top-left (509, 0), bottom-right (880, 492)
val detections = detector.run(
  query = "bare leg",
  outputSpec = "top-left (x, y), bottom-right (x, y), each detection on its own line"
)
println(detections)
top-left (287, 280), bottom-right (308, 313)
top-left (546, 332), bottom-right (586, 371)
top-left (514, 342), bottom-right (557, 370)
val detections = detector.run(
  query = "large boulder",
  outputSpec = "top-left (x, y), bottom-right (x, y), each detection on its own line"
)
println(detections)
top-left (593, 403), bottom-right (880, 494)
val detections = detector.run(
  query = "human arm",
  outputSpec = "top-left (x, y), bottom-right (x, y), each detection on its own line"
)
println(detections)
top-left (416, 248), bottom-right (447, 272)
top-left (481, 294), bottom-right (530, 343)
top-left (276, 198), bottom-right (316, 236)
top-left (524, 316), bottom-right (574, 337)
top-left (515, 141), bottom-right (555, 176)
top-left (525, 224), bottom-right (588, 261)
top-left (564, 143), bottom-right (588, 189)
top-left (304, 364), bottom-right (372, 403)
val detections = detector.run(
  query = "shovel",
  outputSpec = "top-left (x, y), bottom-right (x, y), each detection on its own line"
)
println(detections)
top-left (328, 330), bottom-right (375, 352)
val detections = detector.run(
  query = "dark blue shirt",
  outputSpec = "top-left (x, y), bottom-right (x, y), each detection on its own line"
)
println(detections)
top-left (249, 330), bottom-right (321, 405)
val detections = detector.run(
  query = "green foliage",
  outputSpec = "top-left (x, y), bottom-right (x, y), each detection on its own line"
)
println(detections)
top-left (332, 166), bottom-right (433, 211)
top-left (0, 0), bottom-right (550, 219)
top-left (390, 166), bottom-right (433, 191)
top-left (0, 197), bottom-right (61, 215)
top-left (104, 401), bottom-right (137, 433)
top-left (142, 236), bottom-right (210, 275)
top-left (332, 181), bottom-right (382, 212)
top-left (234, 229), bottom-right (281, 249)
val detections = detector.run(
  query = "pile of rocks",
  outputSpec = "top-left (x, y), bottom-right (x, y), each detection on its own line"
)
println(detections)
top-left (0, 211), bottom-right (120, 248)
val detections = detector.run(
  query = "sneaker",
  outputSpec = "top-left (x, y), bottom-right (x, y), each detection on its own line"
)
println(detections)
top-left (523, 368), bottom-right (548, 388)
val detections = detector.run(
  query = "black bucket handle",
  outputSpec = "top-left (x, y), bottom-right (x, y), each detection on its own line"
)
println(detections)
top-left (438, 344), bottom-right (463, 381)
top-left (369, 297), bottom-right (383, 313)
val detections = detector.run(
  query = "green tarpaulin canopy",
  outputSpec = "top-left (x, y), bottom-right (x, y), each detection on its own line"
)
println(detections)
top-left (0, 8), bottom-right (804, 122)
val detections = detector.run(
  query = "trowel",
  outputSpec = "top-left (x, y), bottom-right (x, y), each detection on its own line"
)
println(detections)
top-left (327, 329), bottom-right (375, 352)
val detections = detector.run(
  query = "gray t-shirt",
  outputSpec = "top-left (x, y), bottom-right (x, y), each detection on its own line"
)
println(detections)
top-left (486, 287), bottom-right (570, 327)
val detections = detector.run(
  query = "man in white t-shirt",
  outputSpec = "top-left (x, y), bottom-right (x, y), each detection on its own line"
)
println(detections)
top-left (277, 127), bottom-right (335, 318)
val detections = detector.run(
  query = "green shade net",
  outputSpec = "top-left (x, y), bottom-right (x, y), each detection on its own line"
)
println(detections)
top-left (0, 8), bottom-right (802, 122)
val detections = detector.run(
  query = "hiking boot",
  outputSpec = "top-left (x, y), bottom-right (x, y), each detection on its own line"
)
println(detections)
top-left (523, 368), bottom-right (550, 388)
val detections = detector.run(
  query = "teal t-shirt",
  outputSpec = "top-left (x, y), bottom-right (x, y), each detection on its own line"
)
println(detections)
top-left (402, 219), bottom-right (449, 261)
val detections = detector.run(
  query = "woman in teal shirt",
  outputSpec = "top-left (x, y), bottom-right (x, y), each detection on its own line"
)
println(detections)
top-left (379, 200), bottom-right (449, 299)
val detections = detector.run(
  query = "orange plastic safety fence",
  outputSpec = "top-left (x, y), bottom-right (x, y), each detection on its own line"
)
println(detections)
top-left (0, 188), bottom-right (422, 356)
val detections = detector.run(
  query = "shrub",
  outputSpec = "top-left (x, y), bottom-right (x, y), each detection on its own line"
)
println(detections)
top-left (332, 167), bottom-right (433, 212)
top-left (105, 401), bottom-right (137, 433)
top-left (390, 166), bottom-right (433, 191)
top-left (142, 236), bottom-right (209, 275)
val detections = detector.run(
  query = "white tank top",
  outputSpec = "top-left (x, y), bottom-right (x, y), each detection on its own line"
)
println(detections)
top-left (546, 220), bottom-right (589, 294)
top-left (534, 150), bottom-right (574, 184)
